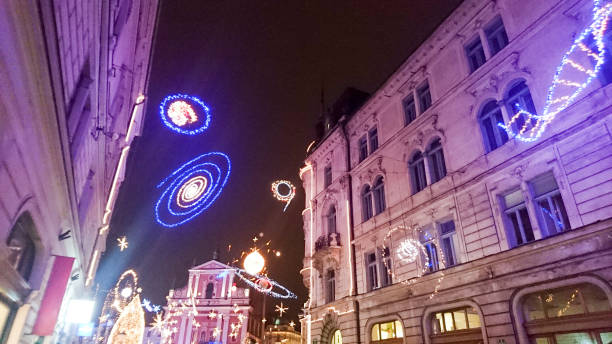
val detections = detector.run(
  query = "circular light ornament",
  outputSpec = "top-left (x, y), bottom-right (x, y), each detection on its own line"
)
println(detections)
top-left (396, 239), bottom-right (425, 264)
top-left (121, 287), bottom-right (133, 298)
top-left (159, 94), bottom-right (211, 135)
top-left (271, 180), bottom-right (296, 211)
top-left (243, 251), bottom-right (265, 275)
top-left (113, 269), bottom-right (139, 313)
top-left (155, 152), bottom-right (231, 228)
top-left (233, 268), bottom-right (296, 299)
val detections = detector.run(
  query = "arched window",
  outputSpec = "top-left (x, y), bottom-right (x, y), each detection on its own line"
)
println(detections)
top-left (520, 283), bottom-right (612, 343)
top-left (331, 330), bottom-right (342, 344)
top-left (371, 320), bottom-right (404, 344)
top-left (479, 100), bottom-right (509, 152)
top-left (327, 206), bottom-right (337, 234)
top-left (6, 212), bottom-right (37, 281)
top-left (362, 185), bottom-right (373, 221)
top-left (409, 152), bottom-right (427, 194)
top-left (205, 282), bottom-right (214, 299)
top-left (506, 80), bottom-right (536, 133)
top-left (426, 138), bottom-right (446, 183)
top-left (373, 176), bottom-right (386, 215)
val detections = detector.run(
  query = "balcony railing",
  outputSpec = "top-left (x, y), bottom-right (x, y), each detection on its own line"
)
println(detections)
top-left (315, 232), bottom-right (340, 251)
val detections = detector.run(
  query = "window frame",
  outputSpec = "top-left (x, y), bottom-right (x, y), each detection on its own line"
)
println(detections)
top-left (324, 165), bottom-right (332, 188)
top-left (358, 135), bottom-right (368, 162)
top-left (371, 320), bottom-right (404, 343)
top-left (369, 127), bottom-right (379, 153)
top-left (438, 220), bottom-right (458, 267)
top-left (327, 206), bottom-right (337, 234)
top-left (479, 100), bottom-right (509, 153)
top-left (505, 80), bottom-right (537, 133)
top-left (502, 190), bottom-right (535, 247)
top-left (366, 251), bottom-right (379, 291)
top-left (380, 247), bottom-right (393, 287)
top-left (417, 81), bottom-right (432, 113)
top-left (403, 95), bottom-right (417, 125)
top-left (426, 138), bottom-right (447, 184)
top-left (485, 16), bottom-right (509, 57)
top-left (373, 176), bottom-right (386, 215)
top-left (362, 185), bottom-right (374, 222)
top-left (465, 36), bottom-right (487, 72)
top-left (325, 269), bottom-right (335, 304)
top-left (409, 151), bottom-right (428, 194)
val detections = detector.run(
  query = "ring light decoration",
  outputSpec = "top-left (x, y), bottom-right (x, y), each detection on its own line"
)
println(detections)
top-left (271, 180), bottom-right (296, 211)
top-left (233, 268), bottom-right (297, 299)
top-left (499, 0), bottom-right (612, 142)
top-left (155, 152), bottom-right (231, 228)
top-left (382, 225), bottom-right (446, 299)
top-left (113, 269), bottom-right (139, 313)
top-left (159, 94), bottom-right (212, 135)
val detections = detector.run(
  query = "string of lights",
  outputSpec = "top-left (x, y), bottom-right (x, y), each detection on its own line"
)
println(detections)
top-left (499, 0), bottom-right (612, 141)
top-left (155, 152), bottom-right (231, 227)
top-left (159, 93), bottom-right (212, 135)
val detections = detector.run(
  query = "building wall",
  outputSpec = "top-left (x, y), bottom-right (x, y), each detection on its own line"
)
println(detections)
top-left (300, 0), bottom-right (612, 344)
top-left (0, 0), bottom-right (158, 342)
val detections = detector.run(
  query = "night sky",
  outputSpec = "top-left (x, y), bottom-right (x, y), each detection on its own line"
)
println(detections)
top-left (96, 0), bottom-right (462, 325)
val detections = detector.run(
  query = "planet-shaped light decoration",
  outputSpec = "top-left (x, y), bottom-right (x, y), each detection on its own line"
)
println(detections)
top-left (243, 251), bottom-right (265, 275)
top-left (159, 94), bottom-right (211, 135)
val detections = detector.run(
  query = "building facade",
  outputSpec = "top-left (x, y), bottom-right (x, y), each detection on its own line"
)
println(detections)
top-left (0, 0), bottom-right (158, 342)
top-left (299, 1), bottom-right (612, 344)
top-left (164, 260), bottom-right (264, 344)
top-left (264, 324), bottom-right (301, 344)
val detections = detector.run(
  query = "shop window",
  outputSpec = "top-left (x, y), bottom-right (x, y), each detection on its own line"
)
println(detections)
top-left (6, 212), bottom-right (37, 281)
top-left (431, 307), bottom-right (481, 334)
top-left (521, 283), bottom-right (612, 344)
top-left (530, 173), bottom-right (570, 236)
top-left (331, 330), bottom-right (342, 344)
top-left (371, 320), bottom-right (404, 344)
top-left (502, 189), bottom-right (534, 247)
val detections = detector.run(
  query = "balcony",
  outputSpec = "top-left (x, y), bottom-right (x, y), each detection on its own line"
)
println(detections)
top-left (312, 232), bottom-right (341, 272)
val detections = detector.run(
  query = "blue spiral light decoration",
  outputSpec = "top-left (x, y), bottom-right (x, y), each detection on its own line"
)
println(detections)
top-left (159, 93), bottom-right (212, 135)
top-left (155, 152), bottom-right (231, 228)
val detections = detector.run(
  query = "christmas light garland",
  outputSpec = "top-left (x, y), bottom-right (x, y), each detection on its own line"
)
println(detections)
top-left (271, 180), bottom-right (296, 211)
top-left (233, 268), bottom-right (297, 299)
top-left (499, 0), bottom-right (612, 142)
top-left (155, 152), bottom-right (231, 227)
top-left (113, 269), bottom-right (140, 313)
top-left (159, 94), bottom-right (212, 135)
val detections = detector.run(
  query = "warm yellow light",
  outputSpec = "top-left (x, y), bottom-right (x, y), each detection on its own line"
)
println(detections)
top-left (243, 251), bottom-right (265, 275)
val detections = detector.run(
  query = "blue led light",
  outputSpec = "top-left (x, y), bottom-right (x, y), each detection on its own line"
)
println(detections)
top-left (499, 0), bottom-right (612, 142)
top-left (159, 93), bottom-right (212, 135)
top-left (155, 152), bottom-right (231, 228)
top-left (233, 268), bottom-right (297, 299)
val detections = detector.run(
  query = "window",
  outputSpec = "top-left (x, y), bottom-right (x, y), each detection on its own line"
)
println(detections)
top-left (419, 229), bottom-right (439, 272)
top-left (531, 173), bottom-right (570, 236)
top-left (6, 213), bottom-right (37, 281)
top-left (331, 330), bottom-right (342, 344)
top-left (373, 176), bottom-right (386, 215)
top-left (371, 320), bottom-right (404, 343)
top-left (418, 82), bottom-right (432, 113)
top-left (380, 247), bottom-right (392, 287)
top-left (369, 127), bottom-right (379, 152)
top-left (466, 37), bottom-right (486, 72)
top-left (485, 17), bottom-right (509, 56)
top-left (439, 220), bottom-right (458, 267)
top-left (358, 136), bottom-right (368, 162)
top-left (205, 283), bottom-right (214, 299)
top-left (325, 270), bottom-right (335, 303)
top-left (506, 80), bottom-right (536, 133)
top-left (427, 138), bottom-right (446, 183)
top-left (362, 186), bottom-right (373, 221)
top-left (409, 152), bottom-right (427, 194)
top-left (327, 206), bottom-right (337, 234)
top-left (0, 298), bottom-right (16, 344)
top-left (324, 165), bottom-right (332, 188)
top-left (503, 189), bottom-right (535, 247)
top-left (431, 307), bottom-right (481, 334)
top-left (521, 283), bottom-right (612, 344)
top-left (403, 95), bottom-right (417, 125)
top-left (366, 252), bottom-right (379, 291)
top-left (479, 100), bottom-right (509, 152)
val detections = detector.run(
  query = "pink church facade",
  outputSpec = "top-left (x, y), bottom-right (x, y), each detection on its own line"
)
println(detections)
top-left (165, 260), bottom-right (264, 344)
top-left (299, 1), bottom-right (612, 344)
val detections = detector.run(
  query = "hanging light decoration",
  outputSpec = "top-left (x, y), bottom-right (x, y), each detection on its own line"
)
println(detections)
top-left (271, 180), bottom-right (296, 211)
top-left (159, 93), bottom-right (212, 135)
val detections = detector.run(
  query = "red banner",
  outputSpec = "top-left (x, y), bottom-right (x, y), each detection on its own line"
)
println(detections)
top-left (32, 255), bottom-right (75, 336)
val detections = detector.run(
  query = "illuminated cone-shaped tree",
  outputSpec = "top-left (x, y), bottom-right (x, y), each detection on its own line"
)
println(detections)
top-left (108, 294), bottom-right (145, 344)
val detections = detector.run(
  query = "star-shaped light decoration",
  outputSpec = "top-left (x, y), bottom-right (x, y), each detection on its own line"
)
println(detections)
top-left (117, 236), bottom-right (128, 251)
top-left (289, 321), bottom-right (295, 328)
top-left (208, 310), bottom-right (217, 319)
top-left (275, 302), bottom-right (288, 317)
top-left (213, 328), bottom-right (221, 337)
top-left (151, 313), bottom-right (165, 334)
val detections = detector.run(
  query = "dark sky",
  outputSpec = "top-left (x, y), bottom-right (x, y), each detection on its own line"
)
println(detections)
top-left (97, 0), bottom-right (462, 326)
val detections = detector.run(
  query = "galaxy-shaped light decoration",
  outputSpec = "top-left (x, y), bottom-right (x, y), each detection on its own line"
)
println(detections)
top-left (396, 238), bottom-right (427, 264)
top-left (159, 94), bottom-right (211, 135)
top-left (155, 152), bottom-right (231, 228)
top-left (271, 180), bottom-right (296, 211)
top-left (113, 269), bottom-right (139, 313)
top-left (233, 268), bottom-right (297, 299)
top-left (499, 0), bottom-right (612, 142)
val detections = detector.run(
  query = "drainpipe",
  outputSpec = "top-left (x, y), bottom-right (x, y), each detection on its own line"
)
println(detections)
top-left (339, 116), bottom-right (360, 344)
